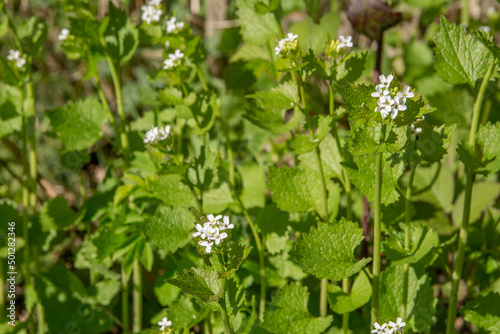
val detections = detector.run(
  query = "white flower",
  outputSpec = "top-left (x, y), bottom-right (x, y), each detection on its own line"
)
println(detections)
top-left (338, 35), bottom-right (353, 49)
top-left (166, 17), bottom-right (185, 34)
top-left (144, 125), bottom-right (170, 144)
top-left (165, 41), bottom-right (170, 49)
top-left (371, 322), bottom-right (388, 334)
top-left (275, 33), bottom-right (298, 57)
top-left (58, 28), bottom-right (70, 41)
top-left (371, 85), bottom-right (389, 99)
top-left (388, 318), bottom-right (406, 332)
top-left (142, 5), bottom-right (162, 24)
top-left (158, 317), bottom-right (172, 330)
top-left (219, 216), bottom-right (234, 230)
top-left (391, 96), bottom-right (406, 119)
top-left (397, 85), bottom-right (414, 103)
top-left (163, 49), bottom-right (184, 70)
top-left (378, 74), bottom-right (393, 91)
top-left (149, 0), bottom-right (162, 5)
top-left (7, 49), bottom-right (26, 69)
top-left (193, 223), bottom-right (212, 239)
top-left (207, 214), bottom-right (222, 225)
top-left (210, 230), bottom-right (228, 245)
top-left (199, 240), bottom-right (214, 253)
top-left (377, 95), bottom-right (394, 119)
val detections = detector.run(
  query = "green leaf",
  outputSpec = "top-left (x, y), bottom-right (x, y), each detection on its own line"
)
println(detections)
top-left (379, 265), bottom-right (436, 331)
top-left (299, 134), bottom-right (343, 179)
top-left (103, 3), bottom-right (139, 65)
top-left (166, 295), bottom-right (208, 329)
top-left (327, 271), bottom-right (371, 314)
top-left (150, 174), bottom-right (194, 207)
top-left (334, 83), bottom-right (379, 129)
top-left (268, 166), bottom-right (323, 213)
top-left (39, 196), bottom-right (84, 231)
top-left (452, 182), bottom-right (500, 225)
top-left (383, 224), bottom-right (439, 265)
top-left (255, 204), bottom-right (290, 235)
top-left (292, 115), bottom-right (332, 155)
top-left (236, 0), bottom-right (280, 45)
top-left (463, 292), bottom-right (500, 332)
top-left (167, 266), bottom-right (224, 303)
top-left (0, 83), bottom-right (22, 138)
top-left (289, 218), bottom-right (372, 282)
top-left (144, 206), bottom-right (194, 255)
top-left (457, 142), bottom-right (489, 174)
top-left (262, 283), bottom-right (332, 334)
top-left (477, 122), bottom-right (500, 175)
top-left (434, 16), bottom-right (494, 88)
top-left (138, 239), bottom-right (154, 271)
top-left (247, 81), bottom-right (299, 111)
top-left (202, 183), bottom-right (233, 213)
top-left (88, 280), bottom-right (121, 306)
top-left (346, 153), bottom-right (404, 205)
top-left (223, 277), bottom-right (247, 316)
top-left (45, 97), bottom-right (108, 152)
top-left (211, 242), bottom-right (252, 279)
top-left (347, 124), bottom-right (406, 156)
top-left (189, 91), bottom-right (218, 135)
top-left (334, 51), bottom-right (368, 84)
top-left (17, 17), bottom-right (47, 55)
top-left (238, 163), bottom-right (266, 209)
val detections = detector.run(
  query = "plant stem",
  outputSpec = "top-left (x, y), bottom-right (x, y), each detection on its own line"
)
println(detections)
top-left (121, 266), bottom-right (130, 334)
top-left (371, 126), bottom-right (386, 324)
top-left (401, 163), bottom-right (416, 320)
top-left (105, 56), bottom-right (130, 162)
top-left (237, 198), bottom-right (266, 321)
top-left (299, 75), bottom-right (330, 317)
top-left (221, 278), bottom-right (235, 334)
top-left (94, 74), bottom-right (119, 139)
top-left (461, 0), bottom-right (469, 26)
top-left (132, 259), bottom-right (142, 332)
top-left (195, 64), bottom-right (209, 91)
top-left (0, 258), bottom-right (4, 318)
top-left (446, 58), bottom-right (496, 334)
top-left (330, 83), bottom-right (352, 333)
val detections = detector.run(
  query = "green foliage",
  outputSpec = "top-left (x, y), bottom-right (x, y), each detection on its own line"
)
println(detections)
top-left (383, 224), bottom-right (439, 265)
top-left (0, 83), bottom-right (22, 138)
top-left (261, 284), bottom-right (332, 334)
top-left (236, 0), bottom-right (280, 45)
top-left (463, 292), bottom-right (500, 332)
top-left (167, 266), bottom-right (224, 303)
top-left (268, 166), bottom-right (323, 213)
top-left (327, 271), bottom-right (371, 314)
top-left (39, 196), bottom-right (84, 231)
top-left (45, 97), bottom-right (109, 152)
top-left (289, 218), bottom-right (372, 281)
top-left (434, 16), bottom-right (494, 88)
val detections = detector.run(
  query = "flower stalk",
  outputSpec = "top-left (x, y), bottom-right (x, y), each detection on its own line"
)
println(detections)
top-left (446, 58), bottom-right (497, 334)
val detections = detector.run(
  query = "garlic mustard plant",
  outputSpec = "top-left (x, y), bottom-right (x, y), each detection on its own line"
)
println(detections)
top-left (275, 32), bottom-right (299, 58)
top-left (58, 28), bottom-right (70, 41)
top-left (158, 317), bottom-right (172, 332)
top-left (141, 2), bottom-right (162, 24)
top-left (7, 49), bottom-right (26, 69)
top-left (371, 74), bottom-right (414, 119)
top-left (192, 214), bottom-right (234, 254)
top-left (166, 17), bottom-right (185, 34)
top-left (143, 125), bottom-right (171, 144)
top-left (371, 318), bottom-right (406, 333)
top-left (163, 49), bottom-right (184, 70)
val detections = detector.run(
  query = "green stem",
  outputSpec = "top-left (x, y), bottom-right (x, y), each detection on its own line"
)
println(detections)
top-left (401, 163), bottom-right (416, 320)
top-left (221, 278), bottom-right (235, 334)
top-left (461, 0), bottom-right (469, 26)
top-left (299, 75), bottom-right (329, 317)
top-left (132, 259), bottom-right (142, 332)
top-left (0, 258), bottom-right (4, 319)
top-left (371, 126), bottom-right (386, 324)
top-left (195, 64), bottom-right (209, 91)
top-left (105, 56), bottom-right (130, 162)
top-left (121, 266), bottom-right (130, 334)
top-left (446, 58), bottom-right (496, 334)
top-left (238, 198), bottom-right (266, 321)
top-left (94, 74), bottom-right (119, 139)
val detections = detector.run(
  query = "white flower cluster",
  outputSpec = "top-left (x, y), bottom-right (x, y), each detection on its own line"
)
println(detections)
top-left (141, 0), bottom-right (162, 24)
top-left (144, 125), bottom-right (171, 144)
top-left (163, 49), bottom-right (184, 70)
top-left (325, 35), bottom-right (353, 57)
top-left (371, 318), bottom-right (406, 334)
top-left (166, 17), bottom-right (185, 34)
top-left (58, 28), bottom-right (70, 41)
top-left (193, 214), bottom-right (234, 254)
top-left (371, 74), bottom-right (414, 120)
top-left (275, 33), bottom-right (299, 57)
top-left (7, 49), bottom-right (26, 69)
top-left (158, 316), bottom-right (172, 332)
